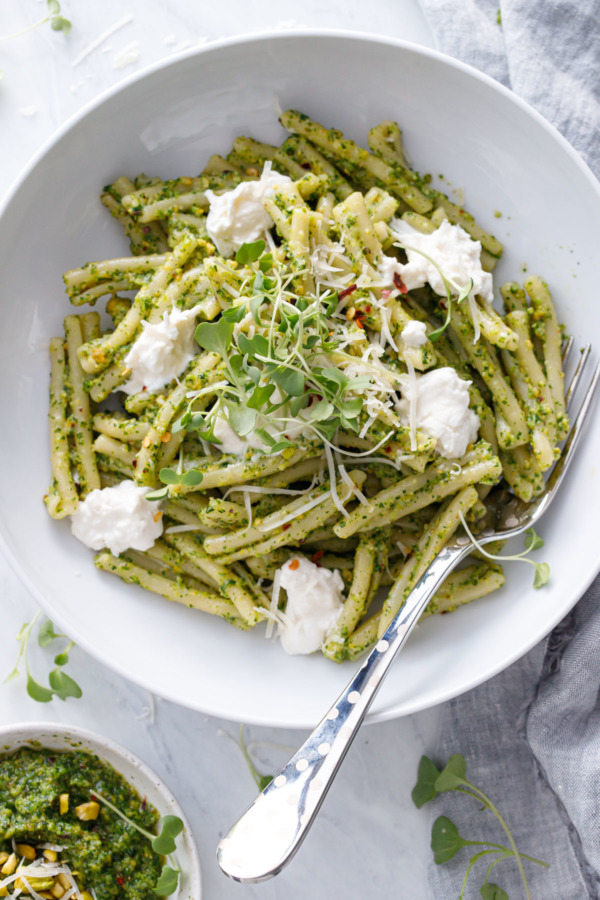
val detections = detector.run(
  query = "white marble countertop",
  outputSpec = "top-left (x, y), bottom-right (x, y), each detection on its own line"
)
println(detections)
top-left (0, 2), bottom-right (443, 897)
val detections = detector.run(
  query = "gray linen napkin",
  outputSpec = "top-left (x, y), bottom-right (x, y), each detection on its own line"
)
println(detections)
top-left (416, 1), bottom-right (600, 896)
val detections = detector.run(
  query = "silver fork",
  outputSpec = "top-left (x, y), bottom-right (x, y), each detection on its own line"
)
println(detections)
top-left (217, 349), bottom-right (599, 883)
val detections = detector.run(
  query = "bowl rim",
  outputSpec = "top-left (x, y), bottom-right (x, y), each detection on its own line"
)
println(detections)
top-left (1, 29), bottom-right (599, 726)
top-left (0, 720), bottom-right (203, 897)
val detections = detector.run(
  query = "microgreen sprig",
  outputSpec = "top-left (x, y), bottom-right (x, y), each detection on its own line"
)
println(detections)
top-left (91, 789), bottom-right (184, 896)
top-left (413, 754), bottom-right (549, 899)
top-left (179, 241), bottom-right (382, 458)
top-left (0, 0), bottom-right (71, 43)
top-left (236, 725), bottom-right (274, 791)
top-left (5, 610), bottom-right (82, 702)
top-left (458, 514), bottom-right (550, 589)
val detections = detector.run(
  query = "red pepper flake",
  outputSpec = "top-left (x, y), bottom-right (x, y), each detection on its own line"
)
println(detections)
top-left (381, 289), bottom-right (392, 299)
top-left (132, 460), bottom-right (137, 468)
top-left (143, 226), bottom-right (150, 234)
top-left (384, 445), bottom-right (392, 454)
top-left (338, 283), bottom-right (357, 302)
top-left (301, 162), bottom-right (311, 170)
top-left (117, 876), bottom-right (125, 887)
top-left (141, 798), bottom-right (147, 811)
top-left (354, 312), bottom-right (365, 330)
top-left (282, 523), bottom-right (291, 531)
top-left (288, 559), bottom-right (300, 570)
top-left (393, 273), bottom-right (408, 295)
top-left (364, 305), bottom-right (371, 313)
top-left (311, 550), bottom-right (325, 563)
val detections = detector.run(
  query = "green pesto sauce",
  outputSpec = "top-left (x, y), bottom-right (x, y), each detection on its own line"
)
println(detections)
top-left (0, 748), bottom-right (162, 900)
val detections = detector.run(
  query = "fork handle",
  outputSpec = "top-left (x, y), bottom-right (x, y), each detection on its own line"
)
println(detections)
top-left (217, 542), bottom-right (471, 883)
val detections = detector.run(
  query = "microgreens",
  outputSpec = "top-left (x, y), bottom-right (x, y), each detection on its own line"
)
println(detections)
top-left (235, 726), bottom-right (274, 791)
top-left (91, 790), bottom-right (184, 896)
top-left (5, 610), bottom-right (82, 703)
top-left (0, 0), bottom-right (71, 45)
top-left (413, 754), bottom-right (549, 899)
top-left (393, 237), bottom-right (473, 341)
top-left (169, 240), bottom-right (403, 460)
top-left (458, 514), bottom-right (550, 589)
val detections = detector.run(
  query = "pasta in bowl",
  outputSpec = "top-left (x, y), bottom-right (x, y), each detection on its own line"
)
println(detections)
top-left (0, 32), bottom-right (598, 725)
top-left (47, 109), bottom-right (566, 662)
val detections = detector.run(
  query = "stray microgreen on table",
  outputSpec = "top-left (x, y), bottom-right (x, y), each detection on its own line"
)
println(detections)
top-left (5, 610), bottom-right (82, 702)
top-left (412, 754), bottom-right (548, 899)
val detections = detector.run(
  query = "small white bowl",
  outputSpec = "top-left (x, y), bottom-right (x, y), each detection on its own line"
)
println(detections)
top-left (0, 722), bottom-right (202, 900)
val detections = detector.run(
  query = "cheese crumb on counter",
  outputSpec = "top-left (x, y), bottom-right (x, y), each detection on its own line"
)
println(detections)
top-left (70, 480), bottom-right (163, 555)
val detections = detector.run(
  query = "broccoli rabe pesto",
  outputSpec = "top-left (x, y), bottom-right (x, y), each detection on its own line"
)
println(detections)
top-left (45, 109), bottom-right (563, 660)
top-left (0, 749), bottom-right (161, 900)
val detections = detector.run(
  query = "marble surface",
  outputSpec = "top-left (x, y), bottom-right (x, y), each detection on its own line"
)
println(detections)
top-left (0, 2), bottom-right (443, 897)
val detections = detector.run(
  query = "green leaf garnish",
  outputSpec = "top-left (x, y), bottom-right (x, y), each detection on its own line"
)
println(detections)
top-left (159, 467), bottom-right (203, 487)
top-left (153, 865), bottom-right (180, 896)
top-left (145, 486), bottom-right (170, 501)
top-left (48, 667), bottom-right (83, 700)
top-left (159, 468), bottom-right (180, 485)
top-left (0, 0), bottom-right (72, 59)
top-left (227, 403), bottom-right (257, 436)
top-left (221, 303), bottom-right (248, 323)
top-left (50, 15), bottom-right (71, 33)
top-left (151, 816), bottom-right (184, 855)
top-left (271, 366), bottom-right (305, 397)
top-left (238, 332), bottom-right (269, 358)
top-left (533, 562), bottom-right (550, 589)
top-left (195, 317), bottom-right (234, 358)
top-left (258, 253), bottom-right (274, 273)
top-left (38, 618), bottom-right (62, 647)
top-left (413, 753), bottom-right (549, 898)
top-left (434, 754), bottom-right (467, 792)
top-left (26, 674), bottom-right (54, 703)
top-left (524, 528), bottom-right (544, 552)
top-left (411, 755), bottom-right (441, 809)
top-left (247, 384), bottom-right (275, 410)
top-left (480, 884), bottom-right (509, 900)
top-left (235, 239), bottom-right (265, 265)
top-left (6, 611), bottom-right (82, 703)
top-left (431, 816), bottom-right (469, 864)
top-left (89, 790), bottom-right (185, 894)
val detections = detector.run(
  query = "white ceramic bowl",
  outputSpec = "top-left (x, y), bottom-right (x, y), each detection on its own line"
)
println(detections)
top-left (0, 32), bottom-right (598, 728)
top-left (0, 722), bottom-right (202, 899)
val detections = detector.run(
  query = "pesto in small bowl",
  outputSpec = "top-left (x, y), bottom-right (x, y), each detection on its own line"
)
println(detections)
top-left (0, 748), bottom-right (163, 900)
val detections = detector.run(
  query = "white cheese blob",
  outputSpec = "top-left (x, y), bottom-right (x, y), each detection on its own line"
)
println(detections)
top-left (396, 367), bottom-right (480, 459)
top-left (122, 305), bottom-right (202, 395)
top-left (401, 320), bottom-right (428, 347)
top-left (205, 162), bottom-right (292, 258)
top-left (386, 219), bottom-right (493, 302)
top-left (70, 480), bottom-right (163, 555)
top-left (277, 557), bottom-right (345, 655)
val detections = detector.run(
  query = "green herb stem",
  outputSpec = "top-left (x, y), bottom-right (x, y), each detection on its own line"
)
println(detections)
top-left (91, 789), bottom-right (156, 842)
top-left (461, 782), bottom-right (534, 899)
